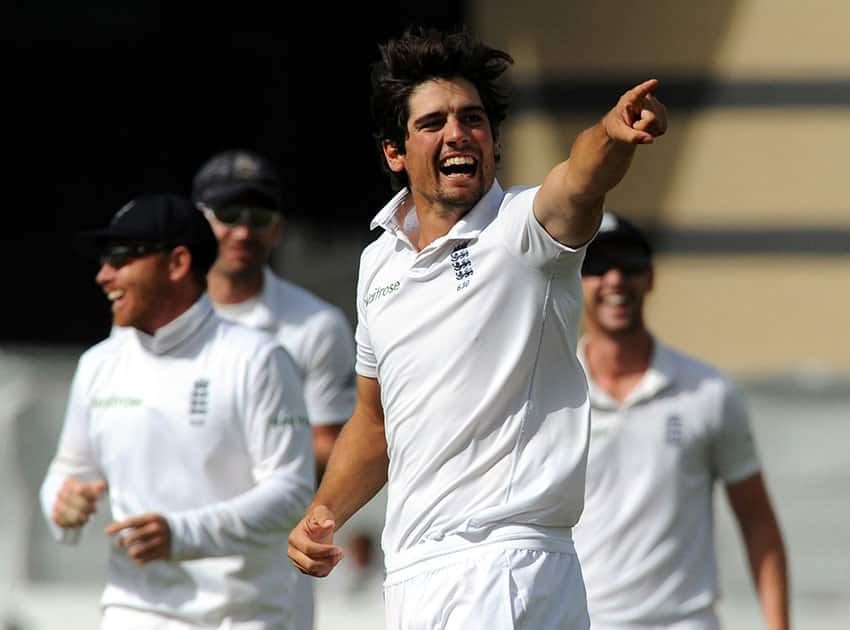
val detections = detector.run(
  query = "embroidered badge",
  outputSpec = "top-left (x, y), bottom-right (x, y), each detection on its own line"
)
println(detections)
top-left (189, 379), bottom-right (209, 425)
top-left (451, 241), bottom-right (473, 291)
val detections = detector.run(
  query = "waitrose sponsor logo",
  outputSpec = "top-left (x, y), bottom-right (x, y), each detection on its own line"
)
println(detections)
top-left (365, 280), bottom-right (400, 306)
top-left (92, 396), bottom-right (143, 408)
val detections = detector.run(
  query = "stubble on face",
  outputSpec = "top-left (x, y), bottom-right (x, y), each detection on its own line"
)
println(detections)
top-left (402, 78), bottom-right (497, 220)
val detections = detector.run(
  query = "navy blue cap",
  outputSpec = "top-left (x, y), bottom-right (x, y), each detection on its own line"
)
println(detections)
top-left (589, 211), bottom-right (653, 257)
top-left (192, 149), bottom-right (282, 211)
top-left (74, 193), bottom-right (218, 275)
top-left (581, 211), bottom-right (654, 276)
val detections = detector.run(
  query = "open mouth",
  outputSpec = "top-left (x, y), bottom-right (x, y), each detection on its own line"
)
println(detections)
top-left (603, 294), bottom-right (629, 307)
top-left (107, 289), bottom-right (126, 305)
top-left (439, 155), bottom-right (477, 178)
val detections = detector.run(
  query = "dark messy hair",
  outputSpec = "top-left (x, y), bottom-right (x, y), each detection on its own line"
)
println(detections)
top-left (369, 25), bottom-right (514, 191)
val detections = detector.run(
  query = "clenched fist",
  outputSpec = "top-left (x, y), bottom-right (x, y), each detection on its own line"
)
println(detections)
top-left (53, 478), bottom-right (108, 528)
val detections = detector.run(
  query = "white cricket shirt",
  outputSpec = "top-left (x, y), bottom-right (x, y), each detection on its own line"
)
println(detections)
top-left (355, 180), bottom-right (592, 574)
top-left (573, 339), bottom-right (760, 627)
top-left (214, 267), bottom-right (356, 426)
top-left (39, 295), bottom-right (315, 628)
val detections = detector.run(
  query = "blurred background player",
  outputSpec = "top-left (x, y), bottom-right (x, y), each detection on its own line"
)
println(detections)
top-left (39, 193), bottom-right (315, 629)
top-left (573, 211), bottom-right (789, 630)
top-left (193, 149), bottom-right (356, 630)
top-left (192, 148), bottom-right (356, 481)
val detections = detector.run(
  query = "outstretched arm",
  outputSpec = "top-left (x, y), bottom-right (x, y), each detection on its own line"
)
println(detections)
top-left (288, 375), bottom-right (388, 577)
top-left (534, 78), bottom-right (667, 247)
top-left (726, 473), bottom-right (790, 630)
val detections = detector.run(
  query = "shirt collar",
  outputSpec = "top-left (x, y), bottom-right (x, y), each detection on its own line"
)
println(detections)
top-left (211, 268), bottom-right (278, 332)
top-left (369, 179), bottom-right (504, 243)
top-left (252, 267), bottom-right (280, 330)
top-left (578, 335), bottom-right (675, 409)
top-left (132, 293), bottom-right (214, 355)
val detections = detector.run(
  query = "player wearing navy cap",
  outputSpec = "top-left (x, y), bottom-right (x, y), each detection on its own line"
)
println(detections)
top-left (193, 149), bottom-right (356, 481)
top-left (573, 211), bottom-right (789, 630)
top-left (40, 193), bottom-right (315, 629)
top-left (193, 149), bottom-right (356, 630)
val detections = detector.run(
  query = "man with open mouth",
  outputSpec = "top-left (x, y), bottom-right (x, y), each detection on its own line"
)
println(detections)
top-left (288, 26), bottom-right (667, 630)
top-left (40, 193), bottom-right (315, 629)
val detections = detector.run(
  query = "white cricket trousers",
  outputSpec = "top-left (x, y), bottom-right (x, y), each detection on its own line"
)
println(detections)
top-left (383, 546), bottom-right (589, 630)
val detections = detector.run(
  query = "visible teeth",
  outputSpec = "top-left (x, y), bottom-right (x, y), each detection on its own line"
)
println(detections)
top-left (604, 295), bottom-right (627, 306)
top-left (441, 156), bottom-right (474, 167)
top-left (108, 290), bottom-right (125, 302)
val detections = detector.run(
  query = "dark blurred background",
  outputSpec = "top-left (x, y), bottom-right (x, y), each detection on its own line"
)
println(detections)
top-left (5, 2), bottom-right (464, 345)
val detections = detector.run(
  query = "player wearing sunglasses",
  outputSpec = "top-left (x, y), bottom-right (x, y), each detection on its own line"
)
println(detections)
top-left (40, 193), bottom-right (314, 629)
top-left (574, 212), bottom-right (789, 630)
top-left (192, 149), bottom-right (357, 630)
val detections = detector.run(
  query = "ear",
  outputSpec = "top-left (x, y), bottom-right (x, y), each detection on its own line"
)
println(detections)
top-left (168, 245), bottom-right (193, 282)
top-left (382, 140), bottom-right (406, 174)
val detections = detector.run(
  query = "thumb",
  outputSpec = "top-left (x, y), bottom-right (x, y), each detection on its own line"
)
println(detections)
top-left (307, 505), bottom-right (337, 542)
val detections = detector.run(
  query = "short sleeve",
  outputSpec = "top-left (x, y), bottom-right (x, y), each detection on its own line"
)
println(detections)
top-left (497, 185), bottom-right (592, 273)
top-left (710, 381), bottom-right (761, 483)
top-left (300, 309), bottom-right (356, 426)
top-left (354, 252), bottom-right (378, 379)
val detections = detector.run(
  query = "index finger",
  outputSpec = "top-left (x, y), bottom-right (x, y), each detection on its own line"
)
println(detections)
top-left (627, 78), bottom-right (660, 101)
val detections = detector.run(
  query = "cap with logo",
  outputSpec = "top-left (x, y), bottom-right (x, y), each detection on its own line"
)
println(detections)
top-left (74, 193), bottom-right (219, 275)
top-left (582, 211), bottom-right (653, 276)
top-left (191, 149), bottom-right (282, 212)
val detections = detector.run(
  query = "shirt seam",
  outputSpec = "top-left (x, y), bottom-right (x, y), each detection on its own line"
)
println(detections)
top-left (503, 271), bottom-right (555, 506)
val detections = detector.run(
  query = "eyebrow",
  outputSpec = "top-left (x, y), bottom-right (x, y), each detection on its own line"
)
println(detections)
top-left (411, 105), bottom-right (487, 129)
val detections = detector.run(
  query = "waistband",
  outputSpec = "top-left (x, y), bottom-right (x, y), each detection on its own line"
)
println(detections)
top-left (384, 523), bottom-right (574, 585)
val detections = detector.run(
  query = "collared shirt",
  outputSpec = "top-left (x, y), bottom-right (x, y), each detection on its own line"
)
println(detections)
top-left (40, 294), bottom-right (315, 628)
top-left (356, 180), bottom-right (593, 574)
top-left (214, 267), bottom-right (356, 426)
top-left (574, 338), bottom-right (760, 627)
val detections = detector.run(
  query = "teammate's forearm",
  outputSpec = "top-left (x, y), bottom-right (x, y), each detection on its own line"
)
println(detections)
top-left (744, 519), bottom-right (790, 630)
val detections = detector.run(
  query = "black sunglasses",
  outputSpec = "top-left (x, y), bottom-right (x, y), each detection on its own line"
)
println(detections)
top-left (582, 255), bottom-right (652, 277)
top-left (205, 206), bottom-right (279, 229)
top-left (99, 243), bottom-right (169, 269)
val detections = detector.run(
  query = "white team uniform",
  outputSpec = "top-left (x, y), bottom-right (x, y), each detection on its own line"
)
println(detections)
top-left (39, 295), bottom-right (315, 629)
top-left (213, 267), bottom-right (356, 630)
top-left (214, 267), bottom-right (356, 427)
top-left (356, 181), bottom-right (593, 628)
top-left (573, 339), bottom-right (760, 630)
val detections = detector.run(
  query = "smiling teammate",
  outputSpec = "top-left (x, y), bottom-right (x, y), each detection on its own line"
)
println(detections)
top-left (192, 149), bottom-right (356, 483)
top-left (287, 26), bottom-right (667, 629)
top-left (39, 193), bottom-right (315, 629)
top-left (573, 212), bottom-right (789, 630)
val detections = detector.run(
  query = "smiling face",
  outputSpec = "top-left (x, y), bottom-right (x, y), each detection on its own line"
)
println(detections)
top-left (581, 241), bottom-right (654, 336)
top-left (383, 77), bottom-right (497, 218)
top-left (95, 246), bottom-right (174, 334)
